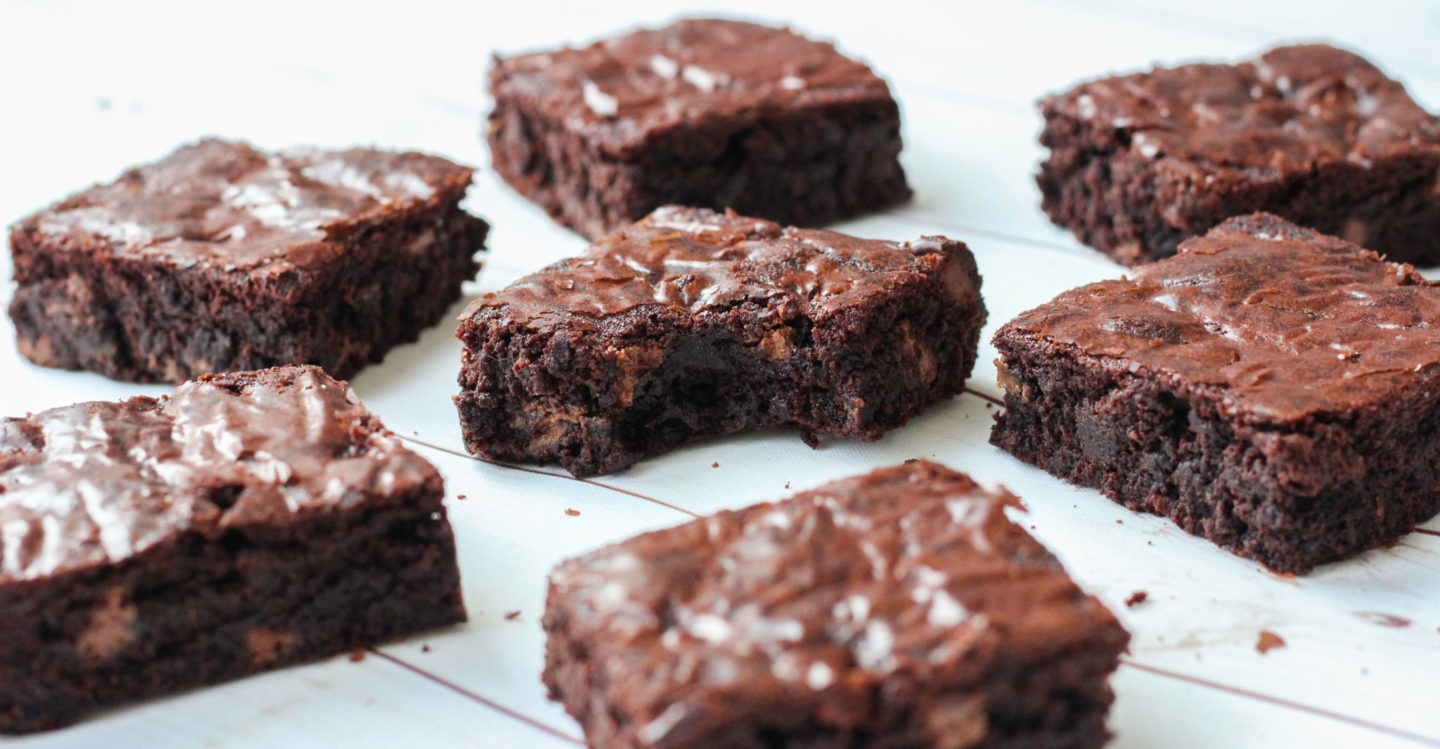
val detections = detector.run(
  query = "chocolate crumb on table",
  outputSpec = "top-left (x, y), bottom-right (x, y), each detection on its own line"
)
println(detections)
top-left (455, 206), bottom-right (985, 477)
top-left (1037, 44), bottom-right (1440, 266)
top-left (542, 460), bottom-right (1128, 748)
top-left (1125, 591), bottom-right (1149, 608)
top-left (487, 18), bottom-right (911, 239)
top-left (565, 508), bottom-right (581, 517)
top-left (992, 213), bottom-right (1440, 573)
top-left (1256, 631), bottom-right (1287, 655)
top-left (0, 365), bottom-right (465, 734)
top-left (8, 138), bottom-right (488, 383)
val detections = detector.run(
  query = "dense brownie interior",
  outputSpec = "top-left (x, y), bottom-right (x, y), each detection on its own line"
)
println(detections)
top-left (456, 207), bottom-right (985, 476)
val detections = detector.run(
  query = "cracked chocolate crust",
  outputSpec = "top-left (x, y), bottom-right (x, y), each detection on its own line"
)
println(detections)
top-left (542, 461), bottom-right (1127, 748)
top-left (1037, 44), bottom-right (1440, 266)
top-left (0, 366), bottom-right (465, 733)
top-left (8, 138), bottom-right (489, 383)
top-left (455, 207), bottom-right (985, 477)
top-left (990, 213), bottom-right (1440, 572)
top-left (487, 19), bottom-right (910, 239)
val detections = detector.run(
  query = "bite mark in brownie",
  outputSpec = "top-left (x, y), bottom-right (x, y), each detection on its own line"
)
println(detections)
top-left (991, 212), bottom-right (1440, 572)
top-left (1038, 44), bottom-right (1440, 266)
top-left (0, 365), bottom-right (465, 733)
top-left (455, 207), bottom-right (985, 476)
top-left (8, 138), bottom-right (489, 382)
top-left (487, 18), bottom-right (911, 238)
top-left (542, 460), bottom-right (1129, 749)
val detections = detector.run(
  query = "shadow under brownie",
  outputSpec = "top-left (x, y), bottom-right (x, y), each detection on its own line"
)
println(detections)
top-left (1038, 44), bottom-right (1440, 266)
top-left (487, 18), bottom-right (911, 239)
top-left (0, 365), bottom-right (465, 733)
top-left (543, 460), bottom-right (1129, 749)
top-left (8, 138), bottom-right (489, 383)
top-left (455, 206), bottom-right (985, 477)
top-left (991, 212), bottom-right (1440, 573)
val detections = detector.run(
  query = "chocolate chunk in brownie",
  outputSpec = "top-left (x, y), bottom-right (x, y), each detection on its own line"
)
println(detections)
top-left (543, 460), bottom-right (1129, 749)
top-left (9, 138), bottom-right (489, 382)
top-left (0, 365), bottom-right (465, 733)
top-left (1038, 44), bottom-right (1440, 266)
top-left (991, 212), bottom-right (1440, 572)
top-left (487, 18), bottom-right (911, 239)
top-left (455, 206), bottom-right (985, 477)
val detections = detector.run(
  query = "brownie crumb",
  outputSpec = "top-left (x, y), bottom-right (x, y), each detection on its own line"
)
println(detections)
top-left (712, 462), bottom-right (719, 468)
top-left (505, 611), bottom-right (522, 621)
top-left (457, 494), bottom-right (467, 500)
top-left (1124, 591), bottom-right (1148, 608)
top-left (565, 508), bottom-right (580, 517)
top-left (1256, 630), bottom-right (1286, 654)
top-left (348, 650), bottom-right (366, 663)
top-left (421, 645), bottom-right (431, 653)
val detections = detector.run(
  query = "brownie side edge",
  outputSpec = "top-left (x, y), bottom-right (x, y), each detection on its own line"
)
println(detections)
top-left (1037, 103), bottom-right (1440, 267)
top-left (8, 187), bottom-right (487, 383)
top-left (0, 478), bottom-right (464, 734)
top-left (487, 84), bottom-right (910, 239)
top-left (989, 329), bottom-right (1440, 572)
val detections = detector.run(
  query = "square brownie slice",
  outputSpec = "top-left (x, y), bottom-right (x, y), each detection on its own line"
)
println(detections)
top-left (991, 212), bottom-right (1440, 573)
top-left (455, 207), bottom-right (985, 477)
top-left (9, 138), bottom-right (489, 382)
top-left (488, 18), bottom-right (911, 239)
top-left (543, 460), bottom-right (1129, 749)
top-left (0, 365), bottom-right (465, 733)
top-left (1038, 44), bottom-right (1440, 266)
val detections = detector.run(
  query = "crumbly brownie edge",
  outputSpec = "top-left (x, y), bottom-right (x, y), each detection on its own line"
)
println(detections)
top-left (989, 331), bottom-right (1440, 572)
top-left (487, 92), bottom-right (910, 239)
top-left (1037, 105), bottom-right (1440, 266)
top-left (8, 188), bottom-right (488, 383)
top-left (456, 246), bottom-right (983, 476)
top-left (0, 481), bottom-right (464, 734)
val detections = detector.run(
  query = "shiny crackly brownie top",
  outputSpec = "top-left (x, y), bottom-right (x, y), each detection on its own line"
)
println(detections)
top-left (490, 19), bottom-right (893, 157)
top-left (14, 138), bottom-right (474, 273)
top-left (999, 213), bottom-right (1440, 422)
top-left (462, 206), bottom-right (973, 326)
top-left (546, 460), bottom-right (1124, 746)
top-left (0, 366), bottom-right (438, 583)
top-left (1044, 44), bottom-right (1440, 171)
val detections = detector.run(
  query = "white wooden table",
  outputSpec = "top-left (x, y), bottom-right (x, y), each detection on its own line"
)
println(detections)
top-left (2, 1), bottom-right (1438, 746)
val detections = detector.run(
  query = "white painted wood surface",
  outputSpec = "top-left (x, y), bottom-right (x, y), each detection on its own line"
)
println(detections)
top-left (2, 1), bottom-right (1438, 746)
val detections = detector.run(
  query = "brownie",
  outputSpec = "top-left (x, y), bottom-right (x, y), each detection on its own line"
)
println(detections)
top-left (9, 138), bottom-right (489, 383)
top-left (455, 206), bottom-right (985, 477)
top-left (1038, 44), bottom-right (1440, 266)
top-left (487, 18), bottom-right (911, 239)
top-left (543, 460), bottom-right (1129, 749)
top-left (990, 213), bottom-right (1440, 573)
top-left (0, 365), bottom-right (465, 733)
